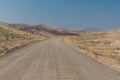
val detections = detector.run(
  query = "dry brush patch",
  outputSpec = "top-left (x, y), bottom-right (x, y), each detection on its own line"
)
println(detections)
top-left (64, 30), bottom-right (120, 72)
top-left (0, 24), bottom-right (48, 56)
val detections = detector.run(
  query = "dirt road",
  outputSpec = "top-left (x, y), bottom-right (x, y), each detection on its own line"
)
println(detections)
top-left (0, 39), bottom-right (119, 80)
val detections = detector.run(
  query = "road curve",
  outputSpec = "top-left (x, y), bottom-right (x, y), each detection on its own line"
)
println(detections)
top-left (0, 38), bottom-right (119, 80)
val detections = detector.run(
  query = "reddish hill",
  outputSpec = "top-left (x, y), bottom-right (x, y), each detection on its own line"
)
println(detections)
top-left (8, 24), bottom-right (85, 36)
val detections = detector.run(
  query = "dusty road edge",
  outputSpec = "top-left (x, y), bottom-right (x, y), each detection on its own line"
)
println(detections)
top-left (0, 39), bottom-right (48, 59)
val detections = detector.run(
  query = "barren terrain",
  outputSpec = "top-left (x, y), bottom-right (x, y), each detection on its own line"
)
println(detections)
top-left (0, 39), bottom-right (119, 80)
top-left (0, 24), bottom-right (46, 57)
top-left (64, 30), bottom-right (120, 73)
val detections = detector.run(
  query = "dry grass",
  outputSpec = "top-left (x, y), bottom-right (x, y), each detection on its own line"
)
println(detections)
top-left (0, 24), bottom-right (47, 56)
top-left (64, 30), bottom-right (120, 72)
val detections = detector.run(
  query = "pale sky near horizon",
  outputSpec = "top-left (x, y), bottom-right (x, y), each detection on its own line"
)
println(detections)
top-left (0, 0), bottom-right (120, 30)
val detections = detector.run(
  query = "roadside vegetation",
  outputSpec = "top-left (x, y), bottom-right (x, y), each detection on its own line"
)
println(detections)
top-left (64, 30), bottom-right (120, 72)
top-left (0, 24), bottom-right (47, 56)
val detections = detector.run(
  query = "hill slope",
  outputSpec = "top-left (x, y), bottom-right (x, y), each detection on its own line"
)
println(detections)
top-left (0, 24), bottom-right (45, 56)
top-left (8, 24), bottom-right (84, 36)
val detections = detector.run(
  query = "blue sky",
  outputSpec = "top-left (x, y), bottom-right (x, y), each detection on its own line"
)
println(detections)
top-left (0, 0), bottom-right (120, 30)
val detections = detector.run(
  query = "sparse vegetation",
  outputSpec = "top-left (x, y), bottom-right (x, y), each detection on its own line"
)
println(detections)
top-left (64, 30), bottom-right (120, 72)
top-left (0, 24), bottom-right (47, 56)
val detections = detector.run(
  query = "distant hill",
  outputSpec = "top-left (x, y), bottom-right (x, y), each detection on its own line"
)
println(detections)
top-left (7, 24), bottom-right (84, 36)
